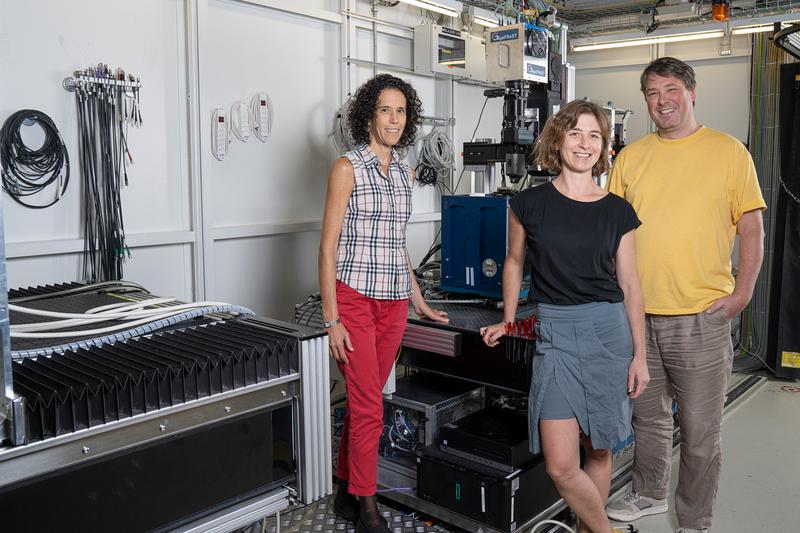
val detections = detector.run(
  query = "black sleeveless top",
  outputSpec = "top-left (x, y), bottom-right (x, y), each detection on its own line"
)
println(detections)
top-left (509, 181), bottom-right (641, 305)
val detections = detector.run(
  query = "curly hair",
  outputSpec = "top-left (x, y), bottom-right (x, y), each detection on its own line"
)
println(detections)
top-left (347, 74), bottom-right (423, 149)
top-left (533, 100), bottom-right (611, 178)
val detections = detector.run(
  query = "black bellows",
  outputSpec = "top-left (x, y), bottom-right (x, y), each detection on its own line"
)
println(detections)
top-left (12, 319), bottom-right (299, 442)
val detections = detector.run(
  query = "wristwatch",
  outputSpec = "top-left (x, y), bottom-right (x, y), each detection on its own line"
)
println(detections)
top-left (323, 318), bottom-right (341, 328)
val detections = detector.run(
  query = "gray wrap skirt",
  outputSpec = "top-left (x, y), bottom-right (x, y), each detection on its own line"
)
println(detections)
top-left (528, 301), bottom-right (633, 454)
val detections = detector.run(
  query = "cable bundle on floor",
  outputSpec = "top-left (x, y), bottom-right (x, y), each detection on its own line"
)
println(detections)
top-left (415, 128), bottom-right (454, 191)
top-left (72, 64), bottom-right (142, 282)
top-left (0, 109), bottom-right (70, 208)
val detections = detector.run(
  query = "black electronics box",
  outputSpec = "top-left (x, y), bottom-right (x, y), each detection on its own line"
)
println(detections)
top-left (439, 407), bottom-right (534, 472)
top-left (416, 445), bottom-right (559, 532)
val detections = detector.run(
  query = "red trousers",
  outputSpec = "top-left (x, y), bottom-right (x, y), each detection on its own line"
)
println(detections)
top-left (335, 281), bottom-right (408, 496)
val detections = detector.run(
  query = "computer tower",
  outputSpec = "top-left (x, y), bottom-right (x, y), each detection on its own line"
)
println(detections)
top-left (417, 445), bottom-right (559, 532)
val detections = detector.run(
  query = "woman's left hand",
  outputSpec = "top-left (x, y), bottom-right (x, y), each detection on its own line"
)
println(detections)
top-left (412, 299), bottom-right (449, 323)
top-left (627, 355), bottom-right (650, 399)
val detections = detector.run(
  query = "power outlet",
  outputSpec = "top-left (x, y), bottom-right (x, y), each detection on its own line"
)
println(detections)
top-left (212, 106), bottom-right (228, 161)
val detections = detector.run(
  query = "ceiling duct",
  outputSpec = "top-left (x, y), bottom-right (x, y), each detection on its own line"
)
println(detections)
top-left (654, 0), bottom-right (700, 23)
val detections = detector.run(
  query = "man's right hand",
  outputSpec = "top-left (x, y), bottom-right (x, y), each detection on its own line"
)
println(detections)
top-left (327, 322), bottom-right (353, 364)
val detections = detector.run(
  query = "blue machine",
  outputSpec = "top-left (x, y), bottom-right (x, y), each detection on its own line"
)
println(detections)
top-left (440, 195), bottom-right (523, 299)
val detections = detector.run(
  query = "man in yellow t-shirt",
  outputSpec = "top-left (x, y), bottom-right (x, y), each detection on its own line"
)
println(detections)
top-left (604, 57), bottom-right (766, 533)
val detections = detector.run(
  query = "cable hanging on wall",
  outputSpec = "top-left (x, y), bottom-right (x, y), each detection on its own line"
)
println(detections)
top-left (414, 127), bottom-right (455, 192)
top-left (64, 64), bottom-right (142, 283)
top-left (0, 109), bottom-right (70, 208)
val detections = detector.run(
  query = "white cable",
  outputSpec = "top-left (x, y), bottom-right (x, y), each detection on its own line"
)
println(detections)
top-left (11, 306), bottom-right (255, 358)
top-left (415, 127), bottom-right (455, 187)
top-left (11, 304), bottom-right (249, 339)
top-left (329, 97), bottom-right (355, 155)
top-left (9, 300), bottom-right (236, 321)
top-left (250, 92), bottom-right (273, 142)
top-left (423, 129), bottom-right (456, 170)
top-left (229, 101), bottom-right (250, 142)
top-left (86, 297), bottom-right (177, 314)
top-left (528, 519), bottom-right (576, 533)
top-left (10, 298), bottom-right (180, 332)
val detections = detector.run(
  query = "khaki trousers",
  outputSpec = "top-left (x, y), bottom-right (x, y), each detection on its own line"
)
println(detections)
top-left (631, 310), bottom-right (733, 530)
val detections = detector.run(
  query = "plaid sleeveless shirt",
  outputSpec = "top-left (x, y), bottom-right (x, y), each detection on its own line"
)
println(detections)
top-left (336, 144), bottom-right (413, 300)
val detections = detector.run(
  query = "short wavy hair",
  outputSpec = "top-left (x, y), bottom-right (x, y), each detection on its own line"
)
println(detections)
top-left (533, 100), bottom-right (611, 177)
top-left (640, 56), bottom-right (696, 93)
top-left (347, 74), bottom-right (423, 149)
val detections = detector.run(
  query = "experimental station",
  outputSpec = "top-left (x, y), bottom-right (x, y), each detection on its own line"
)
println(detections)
top-left (0, 1), bottom-right (798, 532)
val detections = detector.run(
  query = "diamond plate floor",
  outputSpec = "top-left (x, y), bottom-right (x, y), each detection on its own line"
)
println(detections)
top-left (259, 497), bottom-right (447, 533)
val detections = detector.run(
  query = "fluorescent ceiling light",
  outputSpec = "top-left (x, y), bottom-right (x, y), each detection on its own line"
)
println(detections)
top-left (573, 31), bottom-right (724, 52)
top-left (732, 25), bottom-right (774, 35)
top-left (473, 16), bottom-right (499, 28)
top-left (396, 0), bottom-right (458, 18)
top-left (732, 21), bottom-right (800, 35)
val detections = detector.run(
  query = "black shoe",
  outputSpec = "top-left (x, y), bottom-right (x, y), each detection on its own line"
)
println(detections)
top-left (356, 494), bottom-right (390, 533)
top-left (355, 515), bottom-right (391, 533)
top-left (333, 479), bottom-right (359, 523)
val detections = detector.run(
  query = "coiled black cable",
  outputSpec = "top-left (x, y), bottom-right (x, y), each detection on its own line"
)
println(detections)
top-left (0, 109), bottom-right (70, 208)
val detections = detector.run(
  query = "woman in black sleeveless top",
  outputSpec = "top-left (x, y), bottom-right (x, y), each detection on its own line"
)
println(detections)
top-left (480, 100), bottom-right (649, 533)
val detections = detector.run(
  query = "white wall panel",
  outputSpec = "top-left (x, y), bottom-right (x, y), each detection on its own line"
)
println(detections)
top-left (685, 57), bottom-right (750, 142)
top-left (6, 243), bottom-right (193, 300)
top-left (212, 231), bottom-right (322, 319)
top-left (0, 0), bottom-right (191, 293)
top-left (205, 0), bottom-right (340, 228)
top-left (6, 255), bottom-right (83, 291)
top-left (0, 0), bottom-right (190, 242)
top-left (121, 244), bottom-right (195, 301)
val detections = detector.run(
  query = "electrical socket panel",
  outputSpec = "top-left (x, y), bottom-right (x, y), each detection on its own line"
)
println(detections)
top-left (254, 92), bottom-right (270, 142)
top-left (212, 106), bottom-right (228, 161)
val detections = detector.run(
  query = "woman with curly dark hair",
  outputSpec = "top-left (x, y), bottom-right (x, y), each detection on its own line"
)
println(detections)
top-left (480, 100), bottom-right (649, 533)
top-left (318, 74), bottom-right (448, 533)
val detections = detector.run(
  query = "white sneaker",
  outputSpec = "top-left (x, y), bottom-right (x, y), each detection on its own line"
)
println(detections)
top-left (606, 490), bottom-right (669, 521)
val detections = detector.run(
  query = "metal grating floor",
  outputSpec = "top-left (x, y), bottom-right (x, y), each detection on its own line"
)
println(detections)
top-left (258, 497), bottom-right (448, 533)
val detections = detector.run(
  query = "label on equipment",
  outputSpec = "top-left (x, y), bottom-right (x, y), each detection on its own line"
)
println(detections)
top-left (441, 27), bottom-right (461, 37)
top-left (526, 63), bottom-right (546, 77)
top-left (491, 28), bottom-right (519, 42)
top-left (781, 351), bottom-right (800, 368)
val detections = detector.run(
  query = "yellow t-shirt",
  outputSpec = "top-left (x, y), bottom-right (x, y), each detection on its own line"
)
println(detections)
top-left (607, 126), bottom-right (767, 315)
